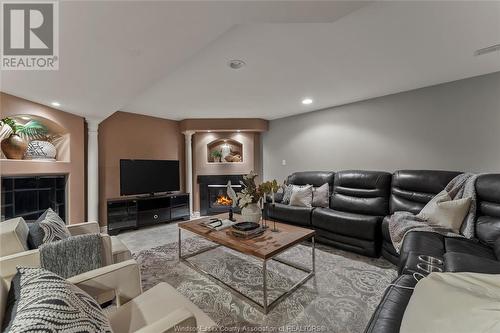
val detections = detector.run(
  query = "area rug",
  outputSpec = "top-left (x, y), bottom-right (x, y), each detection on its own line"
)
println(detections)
top-left (134, 237), bottom-right (397, 333)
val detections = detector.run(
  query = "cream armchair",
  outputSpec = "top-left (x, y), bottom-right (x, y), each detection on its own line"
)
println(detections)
top-left (0, 217), bottom-right (132, 303)
top-left (0, 259), bottom-right (216, 333)
top-left (69, 260), bottom-right (216, 332)
top-left (0, 217), bottom-right (131, 263)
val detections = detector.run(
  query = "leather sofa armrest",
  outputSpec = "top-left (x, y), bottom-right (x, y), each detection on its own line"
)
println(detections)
top-left (68, 259), bottom-right (142, 306)
top-left (67, 221), bottom-right (100, 235)
top-left (364, 275), bottom-right (417, 333)
top-left (444, 252), bottom-right (500, 274)
top-left (0, 249), bottom-right (40, 282)
top-left (134, 308), bottom-right (198, 333)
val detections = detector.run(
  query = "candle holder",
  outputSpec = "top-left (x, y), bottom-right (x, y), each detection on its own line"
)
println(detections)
top-left (261, 208), bottom-right (269, 229)
top-left (271, 190), bottom-right (279, 232)
top-left (228, 206), bottom-right (236, 222)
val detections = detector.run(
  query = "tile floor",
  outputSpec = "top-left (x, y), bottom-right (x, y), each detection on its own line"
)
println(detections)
top-left (116, 217), bottom-right (203, 253)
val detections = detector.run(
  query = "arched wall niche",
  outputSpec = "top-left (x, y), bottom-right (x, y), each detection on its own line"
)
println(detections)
top-left (0, 114), bottom-right (70, 162)
top-left (207, 138), bottom-right (243, 163)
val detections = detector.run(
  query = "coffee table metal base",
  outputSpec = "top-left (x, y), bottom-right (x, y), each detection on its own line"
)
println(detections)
top-left (178, 229), bottom-right (315, 314)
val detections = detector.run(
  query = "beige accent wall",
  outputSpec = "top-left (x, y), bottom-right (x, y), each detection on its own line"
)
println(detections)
top-left (192, 131), bottom-right (262, 211)
top-left (0, 92), bottom-right (86, 224)
top-left (98, 111), bottom-right (185, 226)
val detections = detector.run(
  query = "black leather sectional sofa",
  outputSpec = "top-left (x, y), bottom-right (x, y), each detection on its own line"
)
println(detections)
top-left (264, 170), bottom-right (500, 333)
top-left (267, 170), bottom-right (391, 257)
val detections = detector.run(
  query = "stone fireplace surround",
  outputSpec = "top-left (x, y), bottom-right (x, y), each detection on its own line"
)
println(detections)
top-left (198, 174), bottom-right (244, 216)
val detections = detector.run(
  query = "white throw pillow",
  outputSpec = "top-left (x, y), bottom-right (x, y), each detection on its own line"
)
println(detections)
top-left (417, 190), bottom-right (472, 233)
top-left (289, 185), bottom-right (313, 208)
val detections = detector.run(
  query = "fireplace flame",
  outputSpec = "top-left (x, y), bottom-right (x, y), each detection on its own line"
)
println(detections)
top-left (215, 195), bottom-right (232, 206)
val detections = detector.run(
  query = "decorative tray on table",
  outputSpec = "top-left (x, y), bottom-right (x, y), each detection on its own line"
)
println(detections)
top-left (231, 222), bottom-right (264, 239)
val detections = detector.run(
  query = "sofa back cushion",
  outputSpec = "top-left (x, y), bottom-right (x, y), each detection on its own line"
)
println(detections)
top-left (390, 170), bottom-right (461, 214)
top-left (475, 174), bottom-right (500, 246)
top-left (331, 170), bottom-right (392, 216)
top-left (287, 171), bottom-right (335, 193)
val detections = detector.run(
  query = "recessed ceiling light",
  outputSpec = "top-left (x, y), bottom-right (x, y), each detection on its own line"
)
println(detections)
top-left (51, 101), bottom-right (61, 107)
top-left (228, 59), bottom-right (246, 70)
top-left (207, 130), bottom-right (211, 133)
top-left (302, 98), bottom-right (313, 105)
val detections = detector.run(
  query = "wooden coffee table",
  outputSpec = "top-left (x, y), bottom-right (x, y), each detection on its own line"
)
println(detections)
top-left (178, 214), bottom-right (315, 314)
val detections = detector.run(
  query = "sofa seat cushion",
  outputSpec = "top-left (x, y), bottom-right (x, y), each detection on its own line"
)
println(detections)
top-left (108, 282), bottom-right (216, 333)
top-left (444, 252), bottom-right (500, 274)
top-left (364, 274), bottom-right (417, 333)
top-left (312, 208), bottom-right (381, 240)
top-left (444, 237), bottom-right (495, 260)
top-left (267, 203), bottom-right (312, 227)
top-left (399, 231), bottom-right (445, 269)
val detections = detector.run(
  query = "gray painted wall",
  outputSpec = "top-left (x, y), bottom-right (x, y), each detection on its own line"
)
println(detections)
top-left (263, 72), bottom-right (500, 182)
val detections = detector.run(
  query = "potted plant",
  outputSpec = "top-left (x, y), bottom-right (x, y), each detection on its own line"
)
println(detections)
top-left (0, 118), bottom-right (47, 159)
top-left (236, 171), bottom-right (279, 223)
top-left (210, 149), bottom-right (222, 162)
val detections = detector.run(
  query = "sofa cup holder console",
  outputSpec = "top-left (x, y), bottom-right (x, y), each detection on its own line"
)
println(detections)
top-left (416, 262), bottom-right (443, 274)
top-left (418, 255), bottom-right (443, 266)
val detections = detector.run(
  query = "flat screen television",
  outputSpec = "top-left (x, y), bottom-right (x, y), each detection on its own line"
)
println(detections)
top-left (120, 159), bottom-right (180, 196)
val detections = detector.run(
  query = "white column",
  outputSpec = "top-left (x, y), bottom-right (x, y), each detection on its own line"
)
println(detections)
top-left (86, 118), bottom-right (100, 222)
top-left (183, 131), bottom-right (195, 217)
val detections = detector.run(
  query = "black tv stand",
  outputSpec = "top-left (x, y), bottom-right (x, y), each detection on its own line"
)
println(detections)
top-left (107, 192), bottom-right (190, 235)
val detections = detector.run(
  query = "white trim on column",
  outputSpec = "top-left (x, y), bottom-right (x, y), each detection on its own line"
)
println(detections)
top-left (86, 118), bottom-right (101, 223)
top-left (183, 130), bottom-right (195, 217)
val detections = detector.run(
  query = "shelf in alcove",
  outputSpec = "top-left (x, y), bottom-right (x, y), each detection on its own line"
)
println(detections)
top-left (208, 161), bottom-right (244, 165)
top-left (1, 159), bottom-right (71, 176)
top-left (0, 159), bottom-right (69, 163)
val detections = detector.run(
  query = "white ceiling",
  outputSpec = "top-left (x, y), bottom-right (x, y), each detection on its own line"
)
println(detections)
top-left (1, 1), bottom-right (499, 121)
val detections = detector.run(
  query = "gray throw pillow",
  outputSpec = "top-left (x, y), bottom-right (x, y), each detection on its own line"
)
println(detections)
top-left (2, 267), bottom-right (113, 333)
top-left (39, 208), bottom-right (71, 244)
top-left (312, 183), bottom-right (330, 208)
top-left (27, 221), bottom-right (45, 249)
top-left (281, 184), bottom-right (294, 204)
top-left (289, 185), bottom-right (313, 208)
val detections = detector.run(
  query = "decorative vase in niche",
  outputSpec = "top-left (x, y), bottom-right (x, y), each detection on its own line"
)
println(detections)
top-left (25, 140), bottom-right (57, 160)
top-left (1, 134), bottom-right (28, 159)
top-left (241, 203), bottom-right (262, 223)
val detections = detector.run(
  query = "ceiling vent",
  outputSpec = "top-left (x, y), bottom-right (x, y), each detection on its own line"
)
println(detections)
top-left (474, 43), bottom-right (500, 56)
